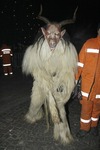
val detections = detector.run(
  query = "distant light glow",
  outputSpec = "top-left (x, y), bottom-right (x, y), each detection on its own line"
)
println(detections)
top-left (0, 0), bottom-right (40, 45)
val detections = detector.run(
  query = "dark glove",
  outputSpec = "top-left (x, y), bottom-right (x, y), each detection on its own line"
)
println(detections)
top-left (71, 79), bottom-right (82, 100)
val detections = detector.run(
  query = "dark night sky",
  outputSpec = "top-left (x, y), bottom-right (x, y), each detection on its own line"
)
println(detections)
top-left (0, 0), bottom-right (100, 45)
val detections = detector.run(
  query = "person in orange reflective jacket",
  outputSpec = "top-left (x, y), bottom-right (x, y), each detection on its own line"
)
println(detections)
top-left (76, 23), bottom-right (100, 137)
top-left (0, 43), bottom-right (13, 75)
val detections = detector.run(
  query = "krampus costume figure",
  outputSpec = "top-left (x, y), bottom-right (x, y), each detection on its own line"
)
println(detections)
top-left (22, 7), bottom-right (78, 145)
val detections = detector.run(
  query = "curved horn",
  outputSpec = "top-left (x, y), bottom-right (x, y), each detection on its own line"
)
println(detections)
top-left (38, 4), bottom-right (42, 16)
top-left (36, 4), bottom-right (50, 24)
top-left (59, 6), bottom-right (78, 27)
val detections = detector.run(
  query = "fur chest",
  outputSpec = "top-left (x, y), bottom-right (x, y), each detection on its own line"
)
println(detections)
top-left (38, 40), bottom-right (67, 76)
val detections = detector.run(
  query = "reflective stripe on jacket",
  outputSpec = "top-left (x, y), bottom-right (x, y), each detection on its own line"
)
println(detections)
top-left (76, 36), bottom-right (100, 100)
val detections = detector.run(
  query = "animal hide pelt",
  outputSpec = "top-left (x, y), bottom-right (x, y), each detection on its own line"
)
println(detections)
top-left (22, 37), bottom-right (78, 145)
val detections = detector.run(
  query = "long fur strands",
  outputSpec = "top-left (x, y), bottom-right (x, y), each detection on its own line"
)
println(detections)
top-left (22, 36), bottom-right (78, 145)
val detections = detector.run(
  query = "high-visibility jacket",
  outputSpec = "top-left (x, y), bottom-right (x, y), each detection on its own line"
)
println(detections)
top-left (76, 36), bottom-right (100, 131)
top-left (0, 44), bottom-right (13, 75)
top-left (0, 45), bottom-right (13, 66)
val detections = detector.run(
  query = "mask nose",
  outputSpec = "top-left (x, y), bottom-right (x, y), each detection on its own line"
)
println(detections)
top-left (49, 40), bottom-right (56, 49)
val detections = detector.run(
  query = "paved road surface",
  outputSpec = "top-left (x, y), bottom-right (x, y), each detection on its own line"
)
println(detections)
top-left (0, 68), bottom-right (100, 150)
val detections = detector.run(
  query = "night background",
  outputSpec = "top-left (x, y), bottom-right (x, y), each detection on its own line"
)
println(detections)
top-left (0, 0), bottom-right (100, 47)
top-left (0, 0), bottom-right (100, 67)
top-left (0, 1), bottom-right (100, 149)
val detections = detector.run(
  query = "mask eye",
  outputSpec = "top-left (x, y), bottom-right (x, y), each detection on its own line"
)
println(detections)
top-left (55, 33), bottom-right (60, 37)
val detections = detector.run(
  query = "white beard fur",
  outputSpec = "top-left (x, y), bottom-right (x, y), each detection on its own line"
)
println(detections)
top-left (22, 38), bottom-right (78, 145)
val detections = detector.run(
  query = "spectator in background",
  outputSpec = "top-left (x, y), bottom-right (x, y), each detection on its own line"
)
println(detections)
top-left (0, 43), bottom-right (13, 75)
top-left (76, 23), bottom-right (100, 138)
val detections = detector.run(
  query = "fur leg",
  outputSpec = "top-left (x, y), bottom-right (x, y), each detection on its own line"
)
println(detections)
top-left (54, 122), bottom-right (73, 145)
top-left (54, 104), bottom-right (73, 145)
top-left (25, 82), bottom-right (45, 124)
top-left (25, 107), bottom-right (44, 124)
top-left (48, 91), bottom-right (60, 124)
